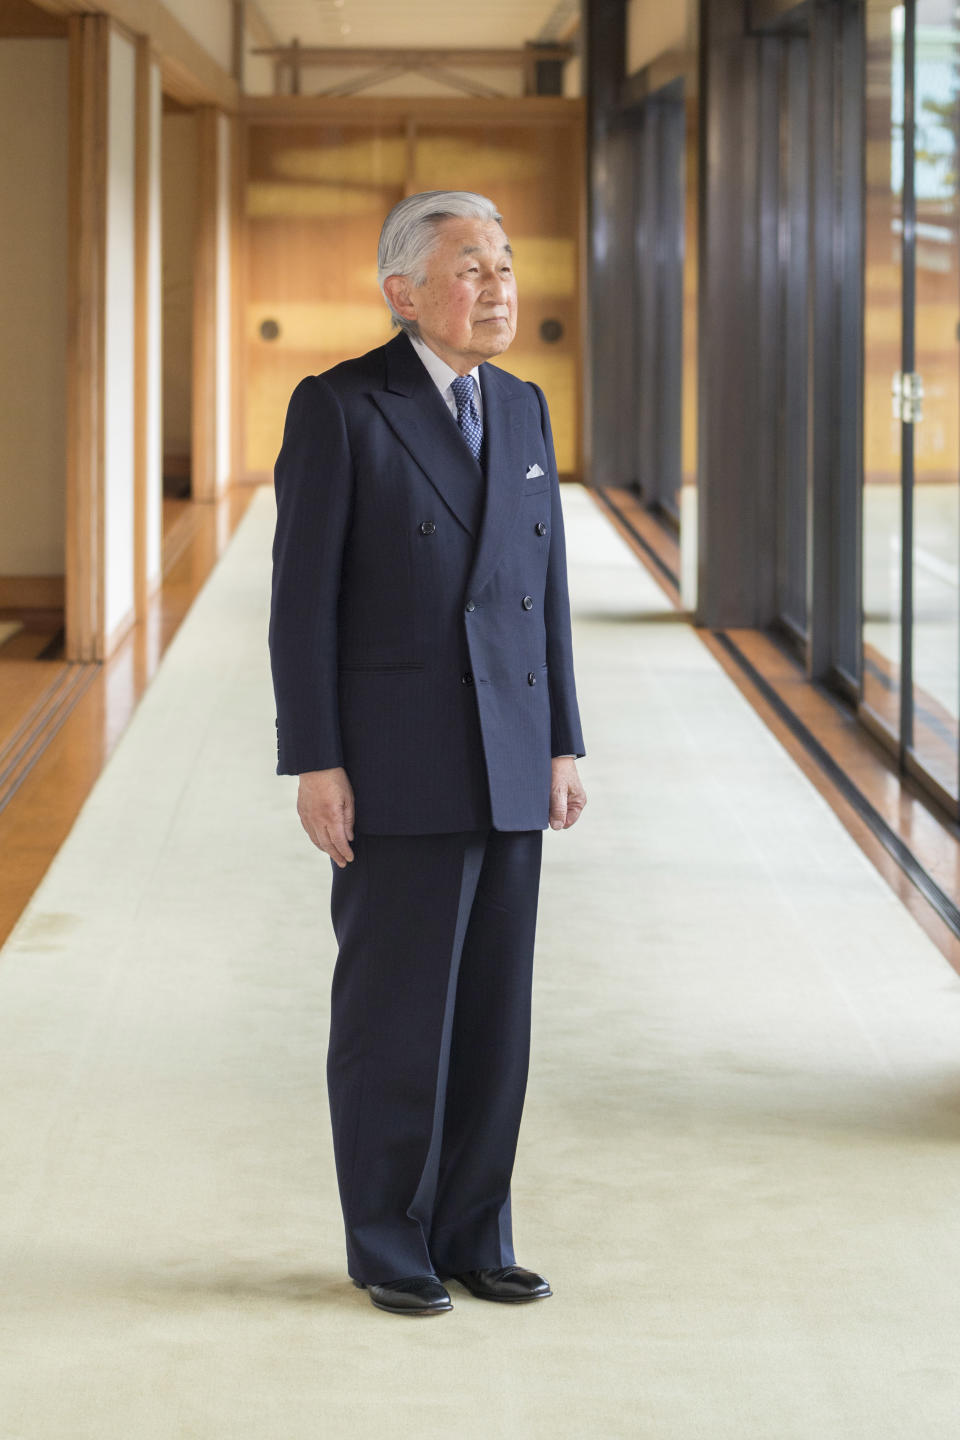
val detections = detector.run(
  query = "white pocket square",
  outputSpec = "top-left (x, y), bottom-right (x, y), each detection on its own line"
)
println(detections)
top-left (525, 463), bottom-right (545, 479)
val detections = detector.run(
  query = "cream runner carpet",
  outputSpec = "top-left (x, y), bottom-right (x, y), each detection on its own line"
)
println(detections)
top-left (1, 485), bottom-right (959, 1439)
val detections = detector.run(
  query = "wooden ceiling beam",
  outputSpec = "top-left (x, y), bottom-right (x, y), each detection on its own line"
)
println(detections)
top-left (413, 65), bottom-right (507, 99)
top-left (0, 0), bottom-right (68, 36)
top-left (251, 44), bottom-right (573, 69)
top-left (245, 0), bottom-right (277, 48)
top-left (241, 93), bottom-right (583, 125)
top-left (26, 0), bottom-right (239, 109)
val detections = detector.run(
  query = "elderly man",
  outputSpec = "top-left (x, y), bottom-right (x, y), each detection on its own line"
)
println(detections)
top-left (269, 190), bottom-right (586, 1317)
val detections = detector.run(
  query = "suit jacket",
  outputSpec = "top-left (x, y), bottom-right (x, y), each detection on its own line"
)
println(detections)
top-left (269, 330), bottom-right (585, 834)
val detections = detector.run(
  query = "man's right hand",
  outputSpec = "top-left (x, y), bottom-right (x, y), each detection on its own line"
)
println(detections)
top-left (297, 768), bottom-right (355, 868)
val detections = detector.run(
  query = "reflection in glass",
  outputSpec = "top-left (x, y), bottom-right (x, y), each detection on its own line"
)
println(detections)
top-left (862, 2), bottom-right (904, 737)
top-left (775, 36), bottom-right (809, 641)
top-left (911, 0), bottom-right (960, 798)
top-left (679, 77), bottom-right (699, 610)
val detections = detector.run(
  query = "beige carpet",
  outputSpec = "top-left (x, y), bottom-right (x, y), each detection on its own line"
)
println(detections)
top-left (2, 484), bottom-right (960, 1438)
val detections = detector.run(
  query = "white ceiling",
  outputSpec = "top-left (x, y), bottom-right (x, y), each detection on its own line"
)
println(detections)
top-left (253, 0), bottom-right (579, 51)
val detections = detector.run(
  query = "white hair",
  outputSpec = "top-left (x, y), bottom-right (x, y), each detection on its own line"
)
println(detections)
top-left (377, 190), bottom-right (504, 336)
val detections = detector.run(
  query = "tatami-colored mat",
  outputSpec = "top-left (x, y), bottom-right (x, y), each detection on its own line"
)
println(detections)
top-left (2, 484), bottom-right (960, 1439)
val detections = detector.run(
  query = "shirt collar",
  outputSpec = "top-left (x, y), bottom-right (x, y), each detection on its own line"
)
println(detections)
top-left (409, 334), bottom-right (480, 398)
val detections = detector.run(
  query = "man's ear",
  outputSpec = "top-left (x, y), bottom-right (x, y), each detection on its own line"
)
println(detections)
top-left (383, 274), bottom-right (417, 324)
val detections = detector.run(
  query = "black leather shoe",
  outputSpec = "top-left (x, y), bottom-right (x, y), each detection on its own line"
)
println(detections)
top-left (447, 1266), bottom-right (552, 1303)
top-left (353, 1275), bottom-right (453, 1315)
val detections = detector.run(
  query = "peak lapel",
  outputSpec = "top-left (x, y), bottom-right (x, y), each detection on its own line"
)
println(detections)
top-left (466, 362), bottom-right (526, 598)
top-left (371, 333), bottom-right (484, 538)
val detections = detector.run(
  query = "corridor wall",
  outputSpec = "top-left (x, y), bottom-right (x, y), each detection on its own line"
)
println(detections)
top-left (163, 0), bottom-right (233, 75)
top-left (142, 55), bottom-right (164, 599)
top-left (162, 114), bottom-right (198, 472)
top-left (0, 39), bottom-right (69, 591)
top-left (215, 111), bottom-right (233, 497)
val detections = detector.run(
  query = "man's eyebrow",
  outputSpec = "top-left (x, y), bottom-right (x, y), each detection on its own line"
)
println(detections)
top-left (459, 243), bottom-right (514, 257)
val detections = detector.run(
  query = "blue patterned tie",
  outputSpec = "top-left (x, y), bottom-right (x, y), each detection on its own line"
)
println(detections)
top-left (450, 374), bottom-right (483, 463)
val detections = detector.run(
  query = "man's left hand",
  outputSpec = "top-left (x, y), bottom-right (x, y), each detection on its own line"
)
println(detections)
top-left (549, 758), bottom-right (587, 831)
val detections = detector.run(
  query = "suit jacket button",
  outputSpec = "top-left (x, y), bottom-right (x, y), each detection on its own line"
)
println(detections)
top-left (462, 671), bottom-right (474, 685)
top-left (535, 522), bottom-right (547, 535)
top-left (527, 671), bottom-right (537, 685)
top-left (522, 595), bottom-right (534, 610)
top-left (465, 599), bottom-right (476, 612)
top-left (419, 520), bottom-right (436, 535)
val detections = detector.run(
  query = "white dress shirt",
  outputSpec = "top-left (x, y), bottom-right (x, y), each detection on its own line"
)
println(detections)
top-left (407, 333), bottom-right (574, 763)
top-left (409, 333), bottom-right (483, 422)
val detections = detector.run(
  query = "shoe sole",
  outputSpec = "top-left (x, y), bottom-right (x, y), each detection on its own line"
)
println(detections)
top-left (369, 1298), bottom-right (453, 1315)
top-left (448, 1283), bottom-right (553, 1304)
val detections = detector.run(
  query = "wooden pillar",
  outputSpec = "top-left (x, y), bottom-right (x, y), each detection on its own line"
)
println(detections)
top-left (192, 106), bottom-right (232, 503)
top-left (65, 14), bottom-right (108, 662)
top-left (230, 112), bottom-right (247, 483)
top-left (584, 0), bottom-right (628, 490)
top-left (695, 0), bottom-right (764, 627)
top-left (192, 107), bottom-right (217, 503)
top-left (134, 38), bottom-right (162, 620)
top-left (232, 0), bottom-right (246, 87)
top-left (805, 0), bottom-right (863, 685)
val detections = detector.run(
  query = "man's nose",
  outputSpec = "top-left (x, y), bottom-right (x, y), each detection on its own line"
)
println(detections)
top-left (481, 271), bottom-right (508, 302)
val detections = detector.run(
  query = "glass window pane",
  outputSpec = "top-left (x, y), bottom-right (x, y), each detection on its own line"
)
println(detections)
top-left (862, 1), bottom-right (905, 737)
top-left (775, 37), bottom-right (809, 640)
top-left (910, 0), bottom-right (960, 799)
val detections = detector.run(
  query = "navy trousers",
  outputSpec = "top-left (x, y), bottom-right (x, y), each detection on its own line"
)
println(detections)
top-left (327, 827), bottom-right (543, 1284)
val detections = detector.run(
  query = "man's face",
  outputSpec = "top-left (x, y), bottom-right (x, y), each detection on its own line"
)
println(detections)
top-left (387, 216), bottom-right (518, 373)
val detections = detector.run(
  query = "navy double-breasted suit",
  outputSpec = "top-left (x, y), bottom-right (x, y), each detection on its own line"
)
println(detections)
top-left (269, 330), bottom-right (585, 1286)
top-left (269, 330), bottom-right (584, 831)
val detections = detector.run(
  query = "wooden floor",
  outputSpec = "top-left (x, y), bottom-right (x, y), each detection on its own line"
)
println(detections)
top-left (0, 485), bottom-right (256, 949)
top-left (0, 619), bottom-right (63, 661)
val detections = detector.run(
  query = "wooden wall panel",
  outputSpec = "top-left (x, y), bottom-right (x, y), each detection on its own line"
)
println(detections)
top-left (241, 100), bottom-right (584, 480)
top-left (192, 107), bottom-right (233, 502)
top-left (412, 122), bottom-right (581, 474)
top-left (103, 24), bottom-right (137, 651)
top-left (192, 107), bottom-right (220, 502)
top-left (0, 37), bottom-right (69, 582)
top-left (243, 121), bottom-right (404, 475)
top-left (31, 0), bottom-right (239, 111)
top-left (65, 13), bottom-right (108, 662)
